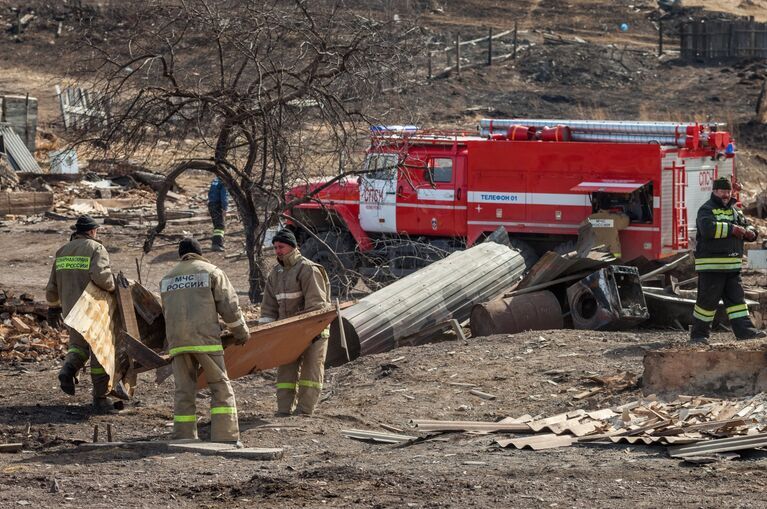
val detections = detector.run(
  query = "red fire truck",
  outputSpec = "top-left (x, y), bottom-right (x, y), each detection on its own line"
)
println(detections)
top-left (287, 118), bottom-right (735, 292)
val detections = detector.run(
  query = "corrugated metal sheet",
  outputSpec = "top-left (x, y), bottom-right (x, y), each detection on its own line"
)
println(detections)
top-left (0, 123), bottom-right (41, 173)
top-left (667, 433), bottom-right (767, 458)
top-left (329, 242), bottom-right (525, 361)
top-left (516, 249), bottom-right (613, 290)
top-left (496, 434), bottom-right (574, 450)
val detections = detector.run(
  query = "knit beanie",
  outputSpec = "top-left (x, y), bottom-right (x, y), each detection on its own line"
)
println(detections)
top-left (178, 237), bottom-right (203, 258)
top-left (272, 228), bottom-right (297, 248)
top-left (713, 177), bottom-right (732, 191)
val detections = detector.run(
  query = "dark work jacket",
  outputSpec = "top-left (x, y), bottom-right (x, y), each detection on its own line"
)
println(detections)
top-left (694, 193), bottom-right (756, 272)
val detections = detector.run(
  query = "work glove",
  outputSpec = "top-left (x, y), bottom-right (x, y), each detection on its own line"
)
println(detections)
top-left (47, 307), bottom-right (63, 329)
top-left (233, 326), bottom-right (250, 346)
top-left (731, 225), bottom-right (746, 239)
top-left (745, 228), bottom-right (758, 242)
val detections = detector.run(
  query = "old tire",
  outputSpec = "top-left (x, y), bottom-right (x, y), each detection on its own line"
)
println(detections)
top-left (301, 231), bottom-right (358, 299)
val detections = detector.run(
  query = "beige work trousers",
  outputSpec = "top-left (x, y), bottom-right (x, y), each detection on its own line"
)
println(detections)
top-left (64, 327), bottom-right (109, 399)
top-left (172, 352), bottom-right (239, 442)
top-left (276, 336), bottom-right (328, 415)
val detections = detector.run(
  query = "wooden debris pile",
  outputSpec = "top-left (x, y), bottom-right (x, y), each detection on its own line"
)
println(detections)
top-left (345, 394), bottom-right (767, 461)
top-left (573, 371), bottom-right (639, 400)
top-left (0, 289), bottom-right (68, 362)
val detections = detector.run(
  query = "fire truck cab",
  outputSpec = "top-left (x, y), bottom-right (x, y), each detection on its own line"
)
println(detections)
top-left (288, 119), bottom-right (735, 293)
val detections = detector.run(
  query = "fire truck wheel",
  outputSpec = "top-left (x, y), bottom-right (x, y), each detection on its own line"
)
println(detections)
top-left (301, 231), bottom-right (358, 298)
top-left (508, 238), bottom-right (539, 270)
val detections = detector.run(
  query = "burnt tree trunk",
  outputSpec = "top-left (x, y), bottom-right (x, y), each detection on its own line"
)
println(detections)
top-left (757, 80), bottom-right (767, 124)
top-left (143, 159), bottom-right (267, 302)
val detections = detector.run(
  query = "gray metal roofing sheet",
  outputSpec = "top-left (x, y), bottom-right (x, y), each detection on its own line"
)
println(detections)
top-left (0, 123), bottom-right (41, 173)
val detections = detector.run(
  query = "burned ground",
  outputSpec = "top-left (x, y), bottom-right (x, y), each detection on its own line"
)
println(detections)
top-left (2, 329), bottom-right (767, 508)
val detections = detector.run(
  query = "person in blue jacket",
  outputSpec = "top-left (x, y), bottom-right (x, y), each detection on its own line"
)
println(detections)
top-left (208, 177), bottom-right (228, 251)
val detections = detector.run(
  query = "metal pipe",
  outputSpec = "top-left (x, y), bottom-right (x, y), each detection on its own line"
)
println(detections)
top-left (478, 129), bottom-right (712, 147)
top-left (479, 118), bottom-right (723, 135)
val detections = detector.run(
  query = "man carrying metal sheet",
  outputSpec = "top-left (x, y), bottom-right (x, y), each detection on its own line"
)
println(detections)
top-left (160, 238), bottom-right (249, 444)
top-left (46, 215), bottom-right (117, 413)
top-left (691, 177), bottom-right (767, 343)
top-left (259, 229), bottom-right (331, 416)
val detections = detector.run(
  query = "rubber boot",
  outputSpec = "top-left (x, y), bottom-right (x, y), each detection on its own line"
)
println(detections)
top-left (93, 396), bottom-right (119, 415)
top-left (689, 318), bottom-right (711, 344)
top-left (731, 317), bottom-right (767, 340)
top-left (58, 363), bottom-right (79, 396)
top-left (211, 235), bottom-right (225, 252)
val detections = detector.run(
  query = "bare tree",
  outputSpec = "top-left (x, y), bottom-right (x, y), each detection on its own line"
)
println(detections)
top-left (72, 0), bottom-right (422, 301)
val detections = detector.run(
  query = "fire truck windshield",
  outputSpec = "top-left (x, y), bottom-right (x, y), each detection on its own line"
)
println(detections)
top-left (364, 153), bottom-right (398, 180)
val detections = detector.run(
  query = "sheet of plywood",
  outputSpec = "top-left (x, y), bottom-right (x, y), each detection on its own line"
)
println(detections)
top-left (196, 307), bottom-right (339, 389)
top-left (63, 282), bottom-right (117, 391)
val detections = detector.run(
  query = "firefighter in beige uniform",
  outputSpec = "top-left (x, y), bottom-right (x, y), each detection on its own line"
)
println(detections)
top-left (260, 229), bottom-right (331, 416)
top-left (46, 215), bottom-right (116, 412)
top-left (160, 238), bottom-right (249, 443)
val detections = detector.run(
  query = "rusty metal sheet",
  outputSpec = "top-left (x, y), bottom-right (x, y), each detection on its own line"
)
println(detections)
top-left (196, 307), bottom-right (339, 389)
top-left (516, 249), bottom-right (614, 290)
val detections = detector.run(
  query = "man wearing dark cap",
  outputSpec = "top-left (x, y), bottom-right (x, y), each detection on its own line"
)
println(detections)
top-left (46, 215), bottom-right (117, 412)
top-left (160, 237), bottom-right (249, 444)
top-left (691, 177), bottom-right (766, 343)
top-left (259, 228), bottom-right (331, 416)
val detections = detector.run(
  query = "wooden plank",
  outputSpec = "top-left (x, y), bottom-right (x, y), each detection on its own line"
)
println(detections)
top-left (114, 273), bottom-right (139, 395)
top-left (341, 429), bottom-right (417, 444)
top-left (0, 191), bottom-right (53, 215)
top-left (196, 307), bottom-right (340, 389)
top-left (410, 419), bottom-right (530, 433)
top-left (115, 274), bottom-right (141, 339)
top-left (120, 330), bottom-right (169, 370)
top-left (72, 198), bottom-right (135, 209)
top-left (0, 443), bottom-right (23, 453)
top-left (130, 282), bottom-right (163, 325)
top-left (11, 316), bottom-right (30, 333)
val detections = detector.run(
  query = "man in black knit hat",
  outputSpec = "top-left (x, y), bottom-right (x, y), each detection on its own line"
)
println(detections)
top-left (160, 237), bottom-right (249, 444)
top-left (259, 229), bottom-right (331, 416)
top-left (691, 177), bottom-right (766, 343)
top-left (46, 215), bottom-right (117, 413)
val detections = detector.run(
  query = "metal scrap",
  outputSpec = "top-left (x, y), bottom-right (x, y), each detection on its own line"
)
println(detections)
top-left (341, 429), bottom-right (417, 444)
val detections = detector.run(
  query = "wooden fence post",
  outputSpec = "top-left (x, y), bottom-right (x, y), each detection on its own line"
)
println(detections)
top-left (456, 33), bottom-right (461, 77)
top-left (658, 20), bottom-right (663, 56)
top-left (487, 27), bottom-right (493, 65)
top-left (513, 21), bottom-right (518, 59)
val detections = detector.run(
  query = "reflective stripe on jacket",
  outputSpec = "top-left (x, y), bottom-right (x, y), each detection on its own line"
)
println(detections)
top-left (694, 194), bottom-right (755, 272)
top-left (260, 249), bottom-right (330, 321)
top-left (45, 235), bottom-right (115, 315)
top-left (160, 253), bottom-right (248, 356)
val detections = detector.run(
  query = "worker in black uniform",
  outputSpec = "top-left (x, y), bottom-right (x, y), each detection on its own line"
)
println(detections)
top-left (208, 177), bottom-right (228, 252)
top-left (691, 177), bottom-right (767, 343)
